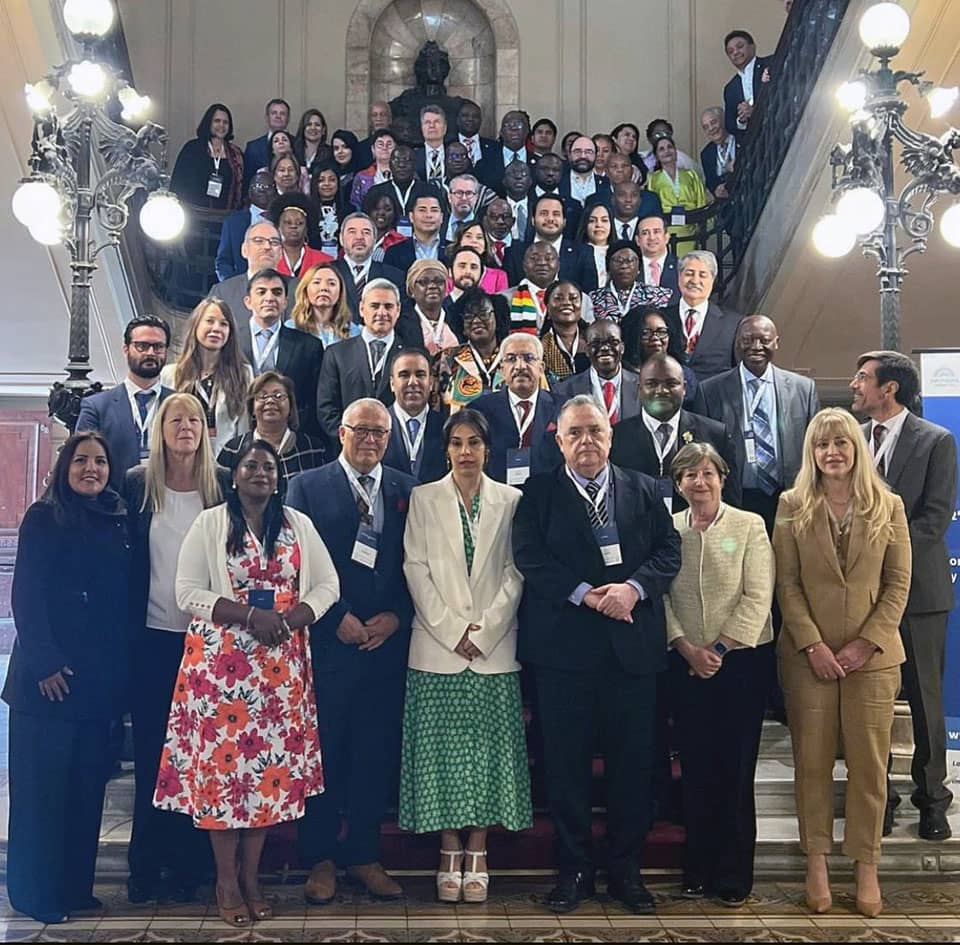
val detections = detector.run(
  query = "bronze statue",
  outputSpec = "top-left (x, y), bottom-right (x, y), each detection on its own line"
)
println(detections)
top-left (389, 41), bottom-right (462, 144)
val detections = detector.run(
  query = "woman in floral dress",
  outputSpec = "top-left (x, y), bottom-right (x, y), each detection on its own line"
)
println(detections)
top-left (154, 440), bottom-right (339, 926)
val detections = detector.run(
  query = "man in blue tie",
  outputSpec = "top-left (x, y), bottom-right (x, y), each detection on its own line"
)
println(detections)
top-left (383, 348), bottom-right (446, 482)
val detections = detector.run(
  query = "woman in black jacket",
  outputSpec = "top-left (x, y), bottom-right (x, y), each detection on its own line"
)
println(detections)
top-left (3, 432), bottom-right (131, 924)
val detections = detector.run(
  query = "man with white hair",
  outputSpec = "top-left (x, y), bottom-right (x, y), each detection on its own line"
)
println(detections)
top-left (316, 279), bottom-right (406, 447)
top-left (472, 333), bottom-right (561, 483)
top-left (288, 396), bottom-right (416, 905)
top-left (699, 107), bottom-right (736, 199)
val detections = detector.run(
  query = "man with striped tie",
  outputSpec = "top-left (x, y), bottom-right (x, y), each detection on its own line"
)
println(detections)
top-left (513, 394), bottom-right (681, 915)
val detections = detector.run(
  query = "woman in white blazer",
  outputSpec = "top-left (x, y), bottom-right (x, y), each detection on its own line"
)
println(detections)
top-left (400, 408), bottom-right (532, 904)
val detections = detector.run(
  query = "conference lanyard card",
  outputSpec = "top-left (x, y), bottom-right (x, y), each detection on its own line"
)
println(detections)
top-left (656, 476), bottom-right (673, 515)
top-left (506, 448), bottom-right (531, 486)
top-left (352, 524), bottom-right (380, 569)
top-left (743, 432), bottom-right (757, 465)
top-left (595, 523), bottom-right (623, 567)
top-left (670, 211), bottom-right (686, 227)
top-left (248, 588), bottom-right (275, 610)
top-left (207, 174), bottom-right (223, 198)
top-left (397, 218), bottom-right (413, 238)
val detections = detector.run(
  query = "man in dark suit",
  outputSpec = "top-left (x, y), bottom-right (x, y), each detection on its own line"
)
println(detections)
top-left (611, 353), bottom-right (740, 512)
top-left (475, 110), bottom-right (533, 190)
top-left (723, 31), bottom-right (770, 137)
top-left (503, 194), bottom-right (598, 292)
top-left (76, 315), bottom-right (174, 491)
top-left (334, 212), bottom-right (405, 320)
top-left (287, 397), bottom-right (416, 904)
top-left (513, 394), bottom-right (681, 913)
top-left (242, 97), bottom-right (290, 191)
top-left (699, 106), bottom-right (736, 200)
top-left (382, 348), bottom-right (446, 482)
top-left (455, 99), bottom-right (496, 166)
top-left (215, 171), bottom-right (276, 282)
top-left (700, 315), bottom-right (818, 530)
top-left (316, 278), bottom-right (406, 448)
top-left (472, 334), bottom-right (561, 484)
top-left (675, 250), bottom-right (742, 381)
top-left (413, 104), bottom-right (449, 185)
top-left (552, 320), bottom-right (641, 424)
top-left (383, 192), bottom-right (447, 276)
top-left (852, 350), bottom-right (958, 841)
top-left (559, 136), bottom-right (612, 238)
top-left (636, 215), bottom-right (680, 304)
top-left (211, 220), bottom-right (294, 321)
top-left (236, 268), bottom-right (323, 437)
top-left (606, 182), bottom-right (664, 244)
top-left (354, 101), bottom-right (393, 174)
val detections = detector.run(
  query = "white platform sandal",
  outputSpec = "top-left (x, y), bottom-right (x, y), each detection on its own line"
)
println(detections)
top-left (436, 848), bottom-right (463, 902)
top-left (462, 849), bottom-right (489, 903)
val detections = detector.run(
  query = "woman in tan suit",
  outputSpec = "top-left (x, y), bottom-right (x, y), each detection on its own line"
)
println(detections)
top-left (665, 443), bottom-right (775, 908)
top-left (773, 408), bottom-right (911, 917)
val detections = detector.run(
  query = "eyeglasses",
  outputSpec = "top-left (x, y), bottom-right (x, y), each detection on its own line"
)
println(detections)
top-left (639, 328), bottom-right (670, 340)
top-left (255, 390), bottom-right (289, 403)
top-left (462, 310), bottom-right (494, 323)
top-left (248, 236), bottom-right (282, 248)
top-left (344, 424), bottom-right (390, 442)
top-left (450, 189), bottom-right (477, 198)
top-left (129, 341), bottom-right (167, 353)
top-left (414, 277), bottom-right (446, 288)
top-left (502, 120), bottom-right (526, 129)
top-left (502, 352), bottom-right (540, 365)
top-left (588, 339), bottom-right (622, 352)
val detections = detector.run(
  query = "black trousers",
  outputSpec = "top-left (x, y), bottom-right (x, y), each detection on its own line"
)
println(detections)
top-left (670, 644), bottom-right (772, 896)
top-left (888, 612), bottom-right (953, 814)
top-left (6, 710), bottom-right (110, 919)
top-left (298, 668), bottom-right (405, 868)
top-left (535, 657), bottom-right (657, 878)
top-left (128, 627), bottom-right (208, 885)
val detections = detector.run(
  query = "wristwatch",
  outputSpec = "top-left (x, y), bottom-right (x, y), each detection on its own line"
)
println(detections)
top-left (712, 640), bottom-right (729, 657)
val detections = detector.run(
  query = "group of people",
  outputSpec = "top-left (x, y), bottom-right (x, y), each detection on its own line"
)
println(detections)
top-left (8, 1), bottom-right (958, 929)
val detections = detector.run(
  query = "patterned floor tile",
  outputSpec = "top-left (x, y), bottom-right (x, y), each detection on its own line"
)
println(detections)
top-left (299, 930), bottom-right (357, 943)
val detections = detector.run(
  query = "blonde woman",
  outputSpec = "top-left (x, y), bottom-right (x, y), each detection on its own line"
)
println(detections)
top-left (287, 263), bottom-right (360, 347)
top-left (773, 408), bottom-right (911, 917)
top-left (123, 393), bottom-right (230, 904)
top-left (160, 299), bottom-right (253, 457)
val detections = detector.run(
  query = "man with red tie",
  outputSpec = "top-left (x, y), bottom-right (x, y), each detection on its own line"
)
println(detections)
top-left (481, 197), bottom-right (515, 267)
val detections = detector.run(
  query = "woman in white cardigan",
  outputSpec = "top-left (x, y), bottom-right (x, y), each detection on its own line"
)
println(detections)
top-left (153, 439), bottom-right (338, 928)
top-left (400, 408), bottom-right (532, 904)
top-left (664, 442), bottom-right (775, 909)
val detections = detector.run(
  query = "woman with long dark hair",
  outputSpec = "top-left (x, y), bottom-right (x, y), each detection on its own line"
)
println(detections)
top-left (171, 103), bottom-right (244, 210)
top-left (330, 129), bottom-right (360, 204)
top-left (294, 108), bottom-right (332, 185)
top-left (311, 160), bottom-right (350, 254)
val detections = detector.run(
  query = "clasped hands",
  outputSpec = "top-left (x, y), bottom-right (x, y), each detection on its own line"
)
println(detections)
top-left (247, 605), bottom-right (314, 647)
top-left (807, 638), bottom-right (877, 681)
top-left (455, 624), bottom-right (483, 662)
top-left (337, 611), bottom-right (400, 651)
top-left (583, 583), bottom-right (640, 623)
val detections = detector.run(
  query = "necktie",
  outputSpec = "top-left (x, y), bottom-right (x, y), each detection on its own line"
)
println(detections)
top-left (517, 399), bottom-right (532, 448)
top-left (463, 136), bottom-right (476, 157)
top-left (369, 339), bottom-right (387, 381)
top-left (602, 381), bottom-right (617, 423)
top-left (353, 264), bottom-right (367, 295)
top-left (494, 240), bottom-right (505, 264)
top-left (685, 308), bottom-right (699, 354)
top-left (749, 377), bottom-right (779, 495)
top-left (406, 417), bottom-right (421, 464)
top-left (584, 478), bottom-right (609, 529)
top-left (356, 474), bottom-right (374, 525)
top-left (134, 390), bottom-right (155, 452)
top-left (429, 149), bottom-right (442, 181)
top-left (655, 422), bottom-right (672, 454)
top-left (257, 328), bottom-right (277, 370)
top-left (621, 223), bottom-right (630, 240)
top-left (536, 289), bottom-right (546, 311)
top-left (873, 423), bottom-right (888, 477)
top-left (649, 259), bottom-right (661, 285)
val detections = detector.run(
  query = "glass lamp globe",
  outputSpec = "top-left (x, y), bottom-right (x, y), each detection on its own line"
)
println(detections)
top-left (140, 191), bottom-right (186, 241)
top-left (11, 179), bottom-right (62, 227)
top-left (928, 86), bottom-right (959, 119)
top-left (63, 0), bottom-right (115, 37)
top-left (858, 2), bottom-right (910, 56)
top-left (25, 80), bottom-right (55, 114)
top-left (941, 203), bottom-right (960, 249)
top-left (118, 85), bottom-right (150, 122)
top-left (68, 60), bottom-right (107, 99)
top-left (28, 218), bottom-right (64, 246)
top-left (812, 214), bottom-right (857, 258)
top-left (836, 187), bottom-right (885, 235)
top-left (836, 80), bottom-right (867, 112)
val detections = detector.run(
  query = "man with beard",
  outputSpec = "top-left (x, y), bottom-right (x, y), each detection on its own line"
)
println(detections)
top-left (443, 174), bottom-right (480, 242)
top-left (559, 136), bottom-right (611, 235)
top-left (77, 315), bottom-right (174, 491)
top-left (334, 212), bottom-right (405, 318)
top-left (448, 246), bottom-right (484, 303)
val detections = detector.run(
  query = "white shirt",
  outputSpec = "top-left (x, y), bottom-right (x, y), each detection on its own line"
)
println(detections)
top-left (425, 145), bottom-right (445, 179)
top-left (870, 406), bottom-right (909, 466)
top-left (737, 56), bottom-right (758, 129)
top-left (147, 489), bottom-right (204, 633)
top-left (508, 196), bottom-right (528, 239)
top-left (590, 367), bottom-right (621, 417)
top-left (680, 298), bottom-right (709, 344)
top-left (347, 256), bottom-right (372, 284)
top-left (502, 146), bottom-right (526, 167)
top-left (518, 278), bottom-right (549, 330)
top-left (508, 387), bottom-right (539, 440)
top-left (643, 253), bottom-right (668, 285)
top-left (338, 455), bottom-right (384, 531)
top-left (124, 377), bottom-right (162, 451)
top-left (250, 205), bottom-right (266, 225)
top-left (614, 216), bottom-right (639, 240)
top-left (642, 408), bottom-right (681, 472)
top-left (459, 132), bottom-right (483, 164)
top-left (569, 171), bottom-right (597, 205)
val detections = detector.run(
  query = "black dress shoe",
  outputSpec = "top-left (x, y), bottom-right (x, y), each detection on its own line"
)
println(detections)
top-left (882, 803), bottom-right (896, 837)
top-left (127, 875), bottom-right (158, 904)
top-left (67, 895), bottom-right (103, 911)
top-left (546, 870), bottom-right (596, 913)
top-left (919, 809), bottom-right (952, 841)
top-left (717, 888), bottom-right (748, 908)
top-left (607, 876), bottom-right (656, 914)
top-left (680, 876), bottom-right (705, 899)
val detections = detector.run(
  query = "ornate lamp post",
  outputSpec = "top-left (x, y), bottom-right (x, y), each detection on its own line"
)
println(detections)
top-left (10, 0), bottom-right (185, 430)
top-left (812, 0), bottom-right (960, 351)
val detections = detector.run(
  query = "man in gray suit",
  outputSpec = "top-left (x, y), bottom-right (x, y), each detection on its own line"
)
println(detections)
top-left (551, 320), bottom-right (641, 425)
top-left (700, 314), bottom-right (819, 532)
top-left (852, 350), bottom-right (957, 841)
top-left (210, 220), bottom-right (293, 320)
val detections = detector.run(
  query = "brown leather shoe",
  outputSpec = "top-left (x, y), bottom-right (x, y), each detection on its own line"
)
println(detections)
top-left (346, 862), bottom-right (404, 900)
top-left (304, 860), bottom-right (337, 905)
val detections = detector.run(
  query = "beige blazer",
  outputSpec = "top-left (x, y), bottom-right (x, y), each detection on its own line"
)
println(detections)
top-left (664, 503), bottom-right (774, 649)
top-left (403, 473), bottom-right (523, 675)
top-left (773, 489), bottom-right (911, 670)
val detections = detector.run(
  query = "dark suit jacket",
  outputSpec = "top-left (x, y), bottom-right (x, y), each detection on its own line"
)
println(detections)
top-left (700, 364), bottom-right (819, 490)
top-left (382, 238), bottom-right (448, 276)
top-left (638, 252), bottom-right (680, 304)
top-left (333, 258), bottom-right (405, 320)
top-left (237, 322), bottom-right (324, 437)
top-left (674, 301), bottom-right (742, 381)
top-left (512, 463), bottom-right (681, 674)
top-left (215, 208), bottom-right (256, 282)
top-left (286, 461), bottom-right (415, 678)
top-left (472, 388), bottom-right (561, 483)
top-left (475, 145), bottom-right (533, 190)
top-left (588, 191), bottom-right (665, 234)
top-left (382, 408), bottom-right (446, 483)
top-left (724, 56), bottom-right (771, 136)
top-left (76, 384), bottom-right (174, 491)
top-left (243, 134), bottom-right (270, 190)
top-left (551, 367), bottom-right (642, 423)
top-left (503, 237), bottom-right (598, 293)
top-left (609, 408), bottom-right (742, 510)
top-left (209, 272), bottom-right (295, 322)
top-left (862, 411), bottom-right (958, 614)
top-left (700, 141), bottom-right (733, 197)
top-left (315, 333), bottom-right (405, 446)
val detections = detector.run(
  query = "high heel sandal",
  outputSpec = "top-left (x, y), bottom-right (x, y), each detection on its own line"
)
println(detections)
top-left (854, 861), bottom-right (882, 918)
top-left (804, 857), bottom-right (832, 914)
top-left (462, 849), bottom-right (489, 904)
top-left (216, 886), bottom-right (250, 928)
top-left (436, 848), bottom-right (463, 903)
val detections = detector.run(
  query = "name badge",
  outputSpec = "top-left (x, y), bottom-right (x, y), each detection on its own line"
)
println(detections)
top-left (743, 432), bottom-right (757, 465)
top-left (506, 448), bottom-right (531, 486)
top-left (670, 211), bottom-right (686, 227)
top-left (656, 476), bottom-right (673, 514)
top-left (352, 524), bottom-right (380, 569)
top-left (595, 522), bottom-right (623, 567)
top-left (321, 241), bottom-right (339, 258)
top-left (249, 588), bottom-right (276, 610)
top-left (207, 174), bottom-right (223, 198)
top-left (397, 219), bottom-right (413, 238)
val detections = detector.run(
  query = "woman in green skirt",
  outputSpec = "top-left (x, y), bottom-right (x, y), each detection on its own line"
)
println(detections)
top-left (400, 409), bottom-right (532, 903)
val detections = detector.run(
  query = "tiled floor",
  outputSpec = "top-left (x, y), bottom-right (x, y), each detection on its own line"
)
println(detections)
top-left (2, 876), bottom-right (960, 942)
